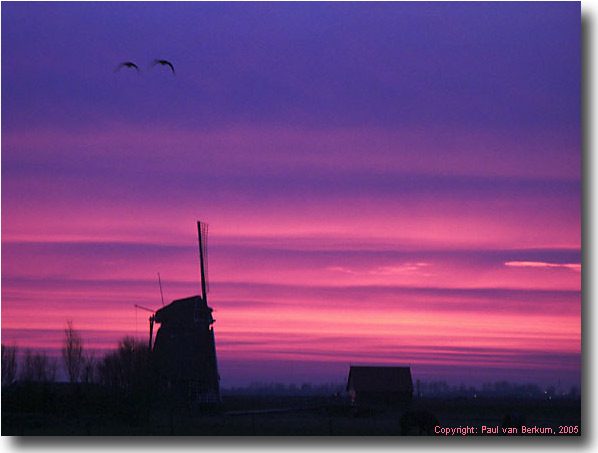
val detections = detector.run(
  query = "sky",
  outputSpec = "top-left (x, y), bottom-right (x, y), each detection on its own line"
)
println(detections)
top-left (1, 2), bottom-right (580, 389)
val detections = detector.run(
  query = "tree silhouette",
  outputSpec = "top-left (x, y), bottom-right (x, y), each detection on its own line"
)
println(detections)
top-left (81, 350), bottom-right (97, 384)
top-left (97, 336), bottom-right (150, 392)
top-left (1, 343), bottom-right (18, 386)
top-left (62, 320), bottom-right (84, 383)
top-left (20, 349), bottom-right (57, 383)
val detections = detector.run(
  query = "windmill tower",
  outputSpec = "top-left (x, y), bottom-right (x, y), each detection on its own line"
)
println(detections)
top-left (152, 221), bottom-right (221, 404)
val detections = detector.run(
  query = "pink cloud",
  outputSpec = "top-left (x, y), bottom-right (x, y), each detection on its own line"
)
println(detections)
top-left (505, 261), bottom-right (581, 272)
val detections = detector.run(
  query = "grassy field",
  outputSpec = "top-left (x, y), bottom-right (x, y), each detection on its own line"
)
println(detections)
top-left (1, 387), bottom-right (581, 436)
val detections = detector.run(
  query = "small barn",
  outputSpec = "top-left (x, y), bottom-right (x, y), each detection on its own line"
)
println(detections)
top-left (346, 366), bottom-right (413, 407)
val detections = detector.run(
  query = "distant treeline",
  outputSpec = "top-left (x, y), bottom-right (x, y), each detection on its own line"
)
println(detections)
top-left (222, 382), bottom-right (346, 396)
top-left (415, 380), bottom-right (579, 399)
top-left (221, 380), bottom-right (580, 400)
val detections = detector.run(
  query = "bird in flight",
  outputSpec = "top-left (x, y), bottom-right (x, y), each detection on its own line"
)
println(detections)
top-left (152, 59), bottom-right (175, 74)
top-left (115, 61), bottom-right (140, 73)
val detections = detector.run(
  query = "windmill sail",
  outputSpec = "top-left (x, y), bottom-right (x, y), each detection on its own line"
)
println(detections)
top-left (196, 221), bottom-right (209, 323)
top-left (198, 221), bottom-right (209, 298)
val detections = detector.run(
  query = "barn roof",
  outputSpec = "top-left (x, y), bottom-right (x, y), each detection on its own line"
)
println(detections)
top-left (347, 366), bottom-right (413, 392)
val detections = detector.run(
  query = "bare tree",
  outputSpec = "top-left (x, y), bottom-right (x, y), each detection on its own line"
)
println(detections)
top-left (20, 349), bottom-right (57, 383)
top-left (97, 336), bottom-right (150, 392)
top-left (62, 320), bottom-right (83, 383)
top-left (81, 350), bottom-right (97, 384)
top-left (1, 343), bottom-right (18, 386)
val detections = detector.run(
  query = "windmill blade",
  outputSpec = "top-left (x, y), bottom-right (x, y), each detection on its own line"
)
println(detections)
top-left (134, 304), bottom-right (155, 313)
top-left (197, 221), bottom-right (209, 300)
top-left (195, 220), bottom-right (209, 325)
top-left (201, 222), bottom-right (209, 294)
top-left (158, 272), bottom-right (165, 306)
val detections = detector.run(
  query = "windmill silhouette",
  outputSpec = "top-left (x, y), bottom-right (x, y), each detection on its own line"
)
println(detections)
top-left (152, 221), bottom-right (220, 405)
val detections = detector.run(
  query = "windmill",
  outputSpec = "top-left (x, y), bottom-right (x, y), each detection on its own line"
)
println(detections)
top-left (151, 221), bottom-right (221, 404)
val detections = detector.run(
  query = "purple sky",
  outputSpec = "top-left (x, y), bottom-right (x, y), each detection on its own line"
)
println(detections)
top-left (2, 2), bottom-right (580, 389)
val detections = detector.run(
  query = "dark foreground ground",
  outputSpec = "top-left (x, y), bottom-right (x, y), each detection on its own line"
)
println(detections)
top-left (1, 385), bottom-right (581, 436)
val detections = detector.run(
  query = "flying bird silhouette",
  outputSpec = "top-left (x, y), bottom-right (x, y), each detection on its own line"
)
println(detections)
top-left (115, 61), bottom-right (139, 73)
top-left (152, 59), bottom-right (175, 74)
